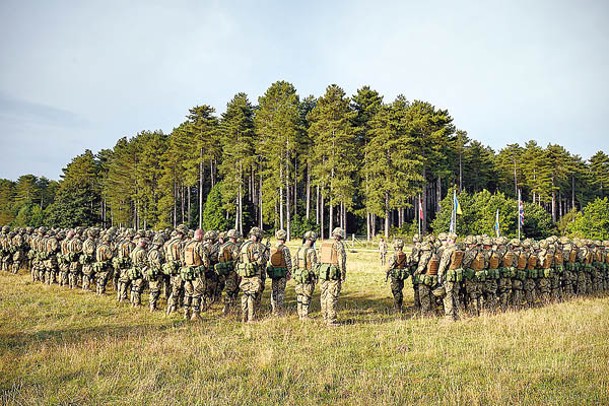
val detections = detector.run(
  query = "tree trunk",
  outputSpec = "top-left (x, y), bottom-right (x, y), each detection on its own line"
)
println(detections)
top-left (279, 164), bottom-right (284, 231)
top-left (384, 192), bottom-right (390, 239)
top-left (421, 169), bottom-right (427, 232)
top-left (436, 176), bottom-right (442, 211)
top-left (306, 163), bottom-right (311, 220)
top-left (366, 211), bottom-right (371, 241)
top-left (199, 149), bottom-right (204, 229)
top-left (320, 192), bottom-right (325, 240)
top-left (551, 177), bottom-right (557, 223)
top-left (571, 175), bottom-right (576, 210)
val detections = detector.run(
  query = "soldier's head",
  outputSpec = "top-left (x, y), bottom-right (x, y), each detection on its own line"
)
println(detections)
top-left (194, 228), bottom-right (204, 242)
top-left (437, 232), bottom-right (448, 243)
top-left (248, 227), bottom-right (262, 242)
top-left (482, 236), bottom-right (492, 249)
top-left (509, 238), bottom-right (520, 249)
top-left (87, 228), bottom-right (99, 239)
top-left (448, 233), bottom-right (457, 244)
top-left (393, 239), bottom-right (405, 250)
top-left (332, 227), bottom-right (345, 240)
top-left (153, 235), bottom-right (164, 247)
top-left (412, 234), bottom-right (420, 244)
top-left (204, 230), bottom-right (218, 243)
top-left (102, 233), bottom-right (113, 243)
top-left (227, 229), bottom-right (239, 242)
top-left (464, 235), bottom-right (475, 247)
top-left (176, 224), bottom-right (188, 238)
top-left (218, 231), bottom-right (226, 243)
top-left (139, 238), bottom-right (149, 248)
top-left (1, 225), bottom-right (9, 234)
top-left (275, 229), bottom-right (287, 242)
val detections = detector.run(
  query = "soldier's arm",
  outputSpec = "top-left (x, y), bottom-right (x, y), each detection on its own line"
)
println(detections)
top-left (437, 249), bottom-right (452, 282)
top-left (415, 251), bottom-right (431, 275)
top-left (336, 241), bottom-right (347, 280)
top-left (283, 246), bottom-right (292, 274)
top-left (386, 254), bottom-right (396, 273)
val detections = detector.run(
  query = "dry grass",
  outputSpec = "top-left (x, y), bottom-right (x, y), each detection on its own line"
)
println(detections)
top-left (1, 247), bottom-right (608, 405)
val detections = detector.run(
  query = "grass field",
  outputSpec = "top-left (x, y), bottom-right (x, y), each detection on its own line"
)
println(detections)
top-left (1, 246), bottom-right (609, 405)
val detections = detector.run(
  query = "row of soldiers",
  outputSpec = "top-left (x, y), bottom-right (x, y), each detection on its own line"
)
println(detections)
top-left (386, 233), bottom-right (609, 321)
top-left (0, 224), bottom-right (347, 325)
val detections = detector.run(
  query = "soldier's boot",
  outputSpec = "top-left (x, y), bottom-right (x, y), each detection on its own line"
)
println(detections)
top-left (132, 289), bottom-right (141, 307)
top-left (183, 306), bottom-right (191, 320)
top-left (190, 308), bottom-right (202, 321)
top-left (222, 301), bottom-right (230, 316)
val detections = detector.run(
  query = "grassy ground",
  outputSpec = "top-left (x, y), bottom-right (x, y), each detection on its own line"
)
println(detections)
top-left (1, 246), bottom-right (608, 405)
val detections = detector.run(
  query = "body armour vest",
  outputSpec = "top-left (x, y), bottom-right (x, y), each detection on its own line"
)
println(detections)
top-left (427, 253), bottom-right (439, 275)
top-left (489, 252), bottom-right (500, 269)
top-left (527, 254), bottom-right (538, 270)
top-left (395, 251), bottom-right (408, 269)
top-left (184, 242), bottom-right (203, 266)
top-left (503, 251), bottom-right (515, 268)
top-left (319, 241), bottom-right (338, 265)
top-left (449, 250), bottom-right (464, 270)
top-left (270, 245), bottom-right (287, 267)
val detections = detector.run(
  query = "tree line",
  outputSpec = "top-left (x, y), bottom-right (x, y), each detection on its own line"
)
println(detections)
top-left (1, 81), bottom-right (608, 239)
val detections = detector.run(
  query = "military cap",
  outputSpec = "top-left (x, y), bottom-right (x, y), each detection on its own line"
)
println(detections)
top-left (275, 229), bottom-right (288, 240)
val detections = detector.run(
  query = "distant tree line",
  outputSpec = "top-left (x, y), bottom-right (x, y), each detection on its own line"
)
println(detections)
top-left (1, 81), bottom-right (608, 239)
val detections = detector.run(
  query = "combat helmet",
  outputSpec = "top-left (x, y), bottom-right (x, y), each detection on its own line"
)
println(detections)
top-left (332, 227), bottom-right (345, 239)
top-left (249, 227), bottom-right (263, 239)
top-left (275, 229), bottom-right (288, 241)
top-left (304, 231), bottom-right (318, 242)
top-left (393, 239), bottom-right (405, 249)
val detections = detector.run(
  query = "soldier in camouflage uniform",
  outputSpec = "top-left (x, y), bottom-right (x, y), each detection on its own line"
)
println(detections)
top-left (592, 240), bottom-right (604, 293)
top-left (415, 238), bottom-right (435, 317)
top-left (164, 225), bottom-right (187, 315)
top-left (437, 233), bottom-right (464, 321)
top-left (462, 235), bottom-right (483, 316)
top-left (57, 230), bottom-right (72, 286)
top-left (202, 230), bottom-right (220, 309)
top-left (551, 237), bottom-right (564, 302)
top-left (497, 237), bottom-right (515, 312)
top-left (267, 229), bottom-right (292, 316)
top-left (11, 229), bottom-right (26, 274)
top-left (237, 227), bottom-right (267, 323)
top-left (561, 237), bottom-right (576, 299)
top-left (385, 239), bottom-right (409, 313)
top-left (216, 229), bottom-right (240, 316)
top-left (523, 240), bottom-right (539, 307)
top-left (318, 227), bottom-right (347, 326)
top-left (80, 228), bottom-right (98, 291)
top-left (537, 239), bottom-right (553, 304)
top-left (379, 237), bottom-right (388, 266)
top-left (43, 230), bottom-right (59, 285)
top-left (181, 229), bottom-right (209, 321)
top-left (1, 226), bottom-right (12, 271)
top-left (95, 232), bottom-right (114, 295)
top-left (129, 236), bottom-right (148, 307)
top-left (294, 231), bottom-right (318, 320)
top-left (146, 234), bottom-right (165, 312)
top-left (409, 234), bottom-right (422, 312)
top-left (115, 230), bottom-right (136, 303)
top-left (481, 236), bottom-right (498, 311)
top-left (68, 229), bottom-right (83, 289)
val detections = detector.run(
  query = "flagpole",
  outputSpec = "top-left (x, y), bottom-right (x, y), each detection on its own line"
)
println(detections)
top-left (418, 194), bottom-right (422, 237)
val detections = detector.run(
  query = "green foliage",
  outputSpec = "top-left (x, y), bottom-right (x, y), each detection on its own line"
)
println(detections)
top-left (557, 208), bottom-right (582, 236)
top-left (569, 197), bottom-right (609, 239)
top-left (202, 182), bottom-right (230, 231)
top-left (13, 204), bottom-right (44, 227)
top-left (0, 179), bottom-right (15, 225)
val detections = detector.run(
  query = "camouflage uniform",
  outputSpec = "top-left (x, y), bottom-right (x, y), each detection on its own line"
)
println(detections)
top-left (115, 235), bottom-right (135, 302)
top-left (68, 233), bottom-right (83, 289)
top-left (294, 232), bottom-right (318, 320)
top-left (43, 231), bottom-right (59, 285)
top-left (511, 241), bottom-right (527, 309)
top-left (11, 230), bottom-right (26, 274)
top-left (498, 239), bottom-right (516, 312)
top-left (409, 236), bottom-right (422, 312)
top-left (181, 232), bottom-right (209, 321)
top-left (385, 239), bottom-right (409, 312)
top-left (482, 238), bottom-right (498, 311)
top-left (146, 236), bottom-right (165, 311)
top-left (379, 238), bottom-right (388, 266)
top-left (216, 230), bottom-right (240, 316)
top-left (164, 231), bottom-right (186, 315)
top-left (319, 228), bottom-right (347, 326)
top-left (237, 227), bottom-right (267, 322)
top-left (537, 240), bottom-right (553, 304)
top-left (95, 235), bottom-right (113, 295)
top-left (415, 241), bottom-right (435, 317)
top-left (202, 231), bottom-right (220, 309)
top-left (437, 236), bottom-right (464, 321)
top-left (267, 229), bottom-right (292, 316)
top-left (58, 232), bottom-right (71, 286)
top-left (80, 230), bottom-right (98, 291)
top-left (0, 226), bottom-right (12, 271)
top-left (524, 242), bottom-right (539, 307)
top-left (462, 237), bottom-right (483, 317)
top-left (129, 240), bottom-right (148, 307)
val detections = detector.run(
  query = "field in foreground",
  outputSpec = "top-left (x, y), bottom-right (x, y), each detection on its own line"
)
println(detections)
top-left (1, 248), bottom-right (609, 405)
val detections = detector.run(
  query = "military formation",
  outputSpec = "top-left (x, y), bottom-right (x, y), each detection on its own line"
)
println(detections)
top-left (386, 233), bottom-right (609, 321)
top-left (0, 224), bottom-right (347, 326)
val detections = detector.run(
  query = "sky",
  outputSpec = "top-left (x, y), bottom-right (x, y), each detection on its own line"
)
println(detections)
top-left (0, 0), bottom-right (608, 181)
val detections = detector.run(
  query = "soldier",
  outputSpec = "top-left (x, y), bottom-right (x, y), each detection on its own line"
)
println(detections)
top-left (524, 240), bottom-right (539, 307)
top-left (482, 236), bottom-right (499, 311)
top-left (80, 228), bottom-right (98, 291)
top-left (410, 234), bottom-right (422, 312)
top-left (318, 227), bottom-right (347, 326)
top-left (181, 228), bottom-right (208, 321)
top-left (511, 239), bottom-right (527, 309)
top-left (294, 231), bottom-right (319, 320)
top-left (68, 229), bottom-right (83, 289)
top-left (551, 237), bottom-right (564, 302)
top-left (146, 234), bottom-right (165, 312)
top-left (385, 239), bottom-right (409, 313)
top-left (129, 235), bottom-right (148, 307)
top-left (95, 232), bottom-right (114, 295)
top-left (267, 229), bottom-right (292, 316)
top-left (11, 228), bottom-right (26, 274)
top-left (592, 240), bottom-right (604, 293)
top-left (379, 237), bottom-right (388, 266)
top-left (437, 233), bottom-right (464, 321)
top-left (497, 237), bottom-right (515, 312)
top-left (414, 237), bottom-right (435, 317)
top-left (215, 229), bottom-right (240, 316)
top-left (202, 230), bottom-right (220, 309)
top-left (43, 230), bottom-right (60, 285)
top-left (164, 225), bottom-right (187, 315)
top-left (604, 241), bottom-right (609, 291)
top-left (237, 227), bottom-right (267, 323)
top-left (58, 230), bottom-right (72, 286)
top-left (537, 239), bottom-right (553, 304)
top-left (1, 225), bottom-right (12, 272)
top-left (115, 230), bottom-right (136, 303)
top-left (561, 237), bottom-right (576, 299)
top-left (462, 235), bottom-right (483, 316)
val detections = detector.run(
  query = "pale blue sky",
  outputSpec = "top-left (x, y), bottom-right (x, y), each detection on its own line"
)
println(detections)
top-left (1, 0), bottom-right (607, 180)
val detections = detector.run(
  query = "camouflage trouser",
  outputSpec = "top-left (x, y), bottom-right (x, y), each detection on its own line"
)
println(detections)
top-left (183, 276), bottom-right (207, 318)
top-left (222, 271), bottom-right (240, 315)
top-left (561, 271), bottom-right (574, 299)
top-left (576, 272), bottom-right (586, 295)
top-left (166, 275), bottom-right (183, 313)
top-left (443, 281), bottom-right (459, 321)
top-left (270, 277), bottom-right (287, 315)
top-left (255, 274), bottom-right (266, 310)
top-left (320, 279), bottom-right (341, 324)
top-left (2, 255), bottom-right (11, 271)
top-left (483, 279), bottom-right (498, 311)
top-left (585, 272), bottom-right (593, 294)
top-left (117, 269), bottom-right (131, 302)
top-left (380, 252), bottom-right (386, 266)
top-left (464, 279), bottom-right (482, 316)
top-left (511, 279), bottom-right (524, 309)
top-left (58, 263), bottom-right (70, 287)
top-left (497, 277), bottom-right (512, 312)
top-left (44, 259), bottom-right (57, 285)
top-left (82, 264), bottom-right (95, 291)
top-left (524, 278), bottom-right (537, 306)
top-left (295, 280), bottom-right (316, 319)
top-left (147, 274), bottom-right (164, 310)
top-left (550, 273), bottom-right (561, 301)
top-left (537, 277), bottom-right (551, 304)
top-left (68, 262), bottom-right (81, 289)
top-left (96, 271), bottom-right (110, 295)
top-left (130, 277), bottom-right (146, 307)
top-left (240, 275), bottom-right (263, 322)
top-left (418, 283), bottom-right (434, 316)
top-left (593, 269), bottom-right (603, 292)
top-left (389, 276), bottom-right (404, 311)
top-left (12, 251), bottom-right (23, 274)
top-left (204, 271), bottom-right (219, 308)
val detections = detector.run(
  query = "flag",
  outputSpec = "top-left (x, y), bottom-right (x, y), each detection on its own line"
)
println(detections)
top-left (418, 195), bottom-right (424, 220)
top-left (518, 190), bottom-right (525, 226)
top-left (494, 209), bottom-right (500, 237)
top-left (453, 190), bottom-right (462, 215)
